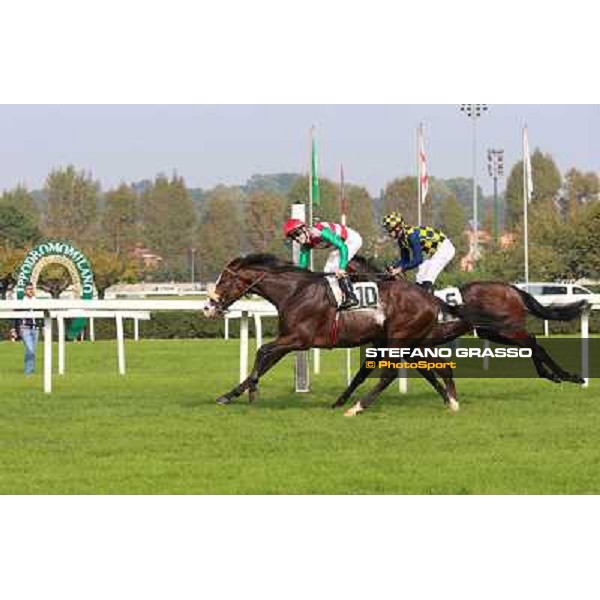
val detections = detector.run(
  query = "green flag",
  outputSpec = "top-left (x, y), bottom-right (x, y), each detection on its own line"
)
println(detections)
top-left (311, 134), bottom-right (320, 206)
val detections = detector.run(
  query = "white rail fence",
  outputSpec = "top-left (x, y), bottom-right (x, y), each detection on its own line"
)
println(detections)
top-left (1, 294), bottom-right (596, 395)
top-left (0, 299), bottom-right (276, 394)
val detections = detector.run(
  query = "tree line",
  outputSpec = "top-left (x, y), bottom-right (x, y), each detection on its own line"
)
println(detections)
top-left (0, 154), bottom-right (599, 297)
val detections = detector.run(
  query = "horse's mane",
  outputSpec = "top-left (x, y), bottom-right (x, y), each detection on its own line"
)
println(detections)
top-left (231, 254), bottom-right (322, 276)
top-left (230, 253), bottom-right (388, 281)
top-left (349, 255), bottom-right (384, 274)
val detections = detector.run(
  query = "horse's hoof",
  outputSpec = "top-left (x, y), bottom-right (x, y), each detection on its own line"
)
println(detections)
top-left (344, 402), bottom-right (364, 417)
top-left (216, 396), bottom-right (232, 405)
top-left (448, 399), bottom-right (460, 413)
top-left (248, 391), bottom-right (258, 404)
top-left (331, 401), bottom-right (343, 409)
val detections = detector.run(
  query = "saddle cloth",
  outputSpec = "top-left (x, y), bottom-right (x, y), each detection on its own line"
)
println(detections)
top-left (434, 287), bottom-right (463, 322)
top-left (434, 287), bottom-right (463, 306)
top-left (325, 276), bottom-right (380, 311)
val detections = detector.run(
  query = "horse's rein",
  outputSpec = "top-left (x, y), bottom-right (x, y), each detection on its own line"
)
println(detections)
top-left (209, 268), bottom-right (267, 309)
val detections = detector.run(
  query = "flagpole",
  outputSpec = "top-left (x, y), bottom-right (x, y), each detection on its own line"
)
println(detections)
top-left (417, 124), bottom-right (422, 224)
top-left (309, 126), bottom-right (319, 374)
top-left (308, 127), bottom-right (313, 228)
top-left (340, 164), bottom-right (346, 226)
top-left (523, 125), bottom-right (529, 285)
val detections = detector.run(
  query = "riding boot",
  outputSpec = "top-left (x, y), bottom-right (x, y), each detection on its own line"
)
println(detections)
top-left (338, 275), bottom-right (360, 310)
top-left (418, 281), bottom-right (434, 294)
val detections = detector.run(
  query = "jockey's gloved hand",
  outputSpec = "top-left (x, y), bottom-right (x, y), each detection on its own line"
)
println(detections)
top-left (386, 265), bottom-right (404, 278)
top-left (335, 268), bottom-right (347, 278)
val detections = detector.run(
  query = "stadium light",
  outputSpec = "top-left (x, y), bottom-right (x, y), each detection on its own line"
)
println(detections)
top-left (459, 104), bottom-right (489, 260)
top-left (487, 148), bottom-right (505, 243)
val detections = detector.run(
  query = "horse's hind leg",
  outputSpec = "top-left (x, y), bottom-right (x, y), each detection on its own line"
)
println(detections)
top-left (501, 331), bottom-right (584, 384)
top-left (344, 367), bottom-right (398, 417)
top-left (428, 366), bottom-right (459, 412)
top-left (418, 368), bottom-right (451, 406)
top-left (477, 328), bottom-right (561, 383)
top-left (533, 342), bottom-right (585, 384)
top-left (332, 355), bottom-right (376, 409)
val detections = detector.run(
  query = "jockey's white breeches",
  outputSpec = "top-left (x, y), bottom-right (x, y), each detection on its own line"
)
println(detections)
top-left (416, 238), bottom-right (456, 284)
top-left (324, 230), bottom-right (363, 273)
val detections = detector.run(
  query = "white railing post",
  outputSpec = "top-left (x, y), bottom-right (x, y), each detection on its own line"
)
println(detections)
top-left (58, 316), bottom-right (65, 375)
top-left (346, 349), bottom-right (352, 386)
top-left (398, 369), bottom-right (408, 394)
top-left (581, 308), bottom-right (589, 388)
top-left (43, 315), bottom-right (52, 394)
top-left (116, 315), bottom-right (126, 375)
top-left (239, 311), bottom-right (249, 383)
top-left (253, 313), bottom-right (263, 349)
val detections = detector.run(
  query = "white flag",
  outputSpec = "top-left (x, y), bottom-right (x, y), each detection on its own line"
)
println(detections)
top-left (419, 124), bottom-right (429, 204)
top-left (523, 126), bottom-right (534, 203)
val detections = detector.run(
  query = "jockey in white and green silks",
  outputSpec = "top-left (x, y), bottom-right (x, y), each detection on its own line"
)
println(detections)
top-left (283, 218), bottom-right (362, 310)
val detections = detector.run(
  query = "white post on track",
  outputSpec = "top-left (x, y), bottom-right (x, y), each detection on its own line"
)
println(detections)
top-left (89, 317), bottom-right (95, 342)
top-left (58, 316), bottom-right (65, 375)
top-left (239, 311), bottom-right (249, 383)
top-left (224, 316), bottom-right (229, 340)
top-left (116, 315), bottom-right (126, 375)
top-left (581, 308), bottom-right (589, 388)
top-left (253, 313), bottom-right (263, 349)
top-left (43, 315), bottom-right (52, 394)
top-left (544, 320), bottom-right (549, 337)
top-left (398, 369), bottom-right (408, 394)
top-left (346, 348), bottom-right (352, 386)
top-left (134, 317), bottom-right (140, 341)
top-left (314, 348), bottom-right (320, 374)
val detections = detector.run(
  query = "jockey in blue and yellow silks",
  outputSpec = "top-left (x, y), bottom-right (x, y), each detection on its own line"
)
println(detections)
top-left (382, 212), bottom-right (456, 293)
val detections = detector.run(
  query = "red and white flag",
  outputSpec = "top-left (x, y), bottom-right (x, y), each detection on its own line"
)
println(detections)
top-left (418, 124), bottom-right (429, 204)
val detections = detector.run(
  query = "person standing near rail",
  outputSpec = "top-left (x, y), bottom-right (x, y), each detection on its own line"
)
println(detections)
top-left (10, 282), bottom-right (42, 375)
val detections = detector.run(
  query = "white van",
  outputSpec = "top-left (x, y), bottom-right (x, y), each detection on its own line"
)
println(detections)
top-left (514, 282), bottom-right (600, 306)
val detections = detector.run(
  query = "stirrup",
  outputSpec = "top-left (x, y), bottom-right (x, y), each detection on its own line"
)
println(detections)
top-left (339, 296), bottom-right (359, 310)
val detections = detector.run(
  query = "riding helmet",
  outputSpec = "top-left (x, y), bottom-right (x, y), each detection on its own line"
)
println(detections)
top-left (382, 212), bottom-right (406, 232)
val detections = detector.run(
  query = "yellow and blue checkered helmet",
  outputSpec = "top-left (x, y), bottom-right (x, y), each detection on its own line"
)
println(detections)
top-left (382, 211), bottom-right (406, 232)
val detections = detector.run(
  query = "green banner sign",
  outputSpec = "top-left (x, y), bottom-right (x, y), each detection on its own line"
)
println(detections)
top-left (16, 241), bottom-right (95, 300)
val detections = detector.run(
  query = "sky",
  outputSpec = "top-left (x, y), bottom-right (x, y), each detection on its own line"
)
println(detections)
top-left (0, 104), bottom-right (598, 196)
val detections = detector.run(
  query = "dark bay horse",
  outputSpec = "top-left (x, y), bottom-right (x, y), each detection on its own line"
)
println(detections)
top-left (203, 254), bottom-right (506, 416)
top-left (335, 256), bottom-right (589, 412)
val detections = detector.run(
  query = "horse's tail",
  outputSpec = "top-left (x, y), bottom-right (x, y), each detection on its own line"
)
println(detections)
top-left (512, 286), bottom-right (588, 321)
top-left (435, 297), bottom-right (511, 331)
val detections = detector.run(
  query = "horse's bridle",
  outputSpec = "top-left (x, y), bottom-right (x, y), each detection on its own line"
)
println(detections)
top-left (207, 267), bottom-right (267, 313)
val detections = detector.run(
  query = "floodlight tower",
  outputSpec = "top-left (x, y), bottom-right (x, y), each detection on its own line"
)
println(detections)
top-left (459, 104), bottom-right (489, 260)
top-left (487, 148), bottom-right (505, 243)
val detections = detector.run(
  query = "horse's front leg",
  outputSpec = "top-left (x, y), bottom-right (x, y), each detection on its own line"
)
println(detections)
top-left (216, 342), bottom-right (280, 405)
top-left (216, 340), bottom-right (296, 405)
top-left (247, 344), bottom-right (290, 403)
